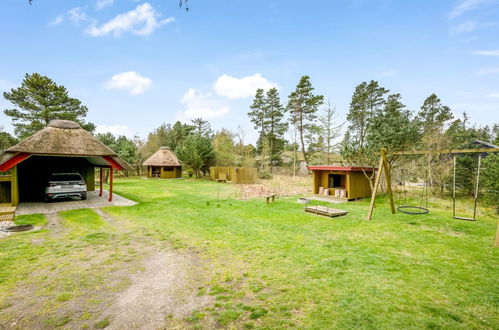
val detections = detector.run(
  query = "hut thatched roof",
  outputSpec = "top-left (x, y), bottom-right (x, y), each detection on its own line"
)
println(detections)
top-left (7, 120), bottom-right (117, 156)
top-left (143, 147), bottom-right (181, 167)
top-left (1, 120), bottom-right (130, 170)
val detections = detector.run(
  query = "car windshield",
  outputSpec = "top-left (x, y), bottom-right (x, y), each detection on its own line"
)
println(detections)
top-left (50, 174), bottom-right (82, 181)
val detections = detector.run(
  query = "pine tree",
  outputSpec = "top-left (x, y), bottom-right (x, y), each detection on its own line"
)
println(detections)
top-left (286, 76), bottom-right (324, 164)
top-left (3, 73), bottom-right (94, 138)
top-left (191, 117), bottom-right (212, 137)
top-left (264, 88), bottom-right (288, 168)
top-left (248, 88), bottom-right (267, 154)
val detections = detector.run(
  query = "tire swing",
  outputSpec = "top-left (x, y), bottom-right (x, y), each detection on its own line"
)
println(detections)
top-left (397, 169), bottom-right (429, 215)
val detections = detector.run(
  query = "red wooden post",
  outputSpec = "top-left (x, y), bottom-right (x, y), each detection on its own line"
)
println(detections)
top-left (99, 167), bottom-right (103, 197)
top-left (108, 167), bottom-right (113, 202)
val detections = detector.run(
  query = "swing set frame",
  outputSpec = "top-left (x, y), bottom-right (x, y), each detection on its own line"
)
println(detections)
top-left (366, 147), bottom-right (499, 247)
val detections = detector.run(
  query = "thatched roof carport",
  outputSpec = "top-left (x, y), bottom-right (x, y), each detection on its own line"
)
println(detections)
top-left (0, 120), bottom-right (130, 205)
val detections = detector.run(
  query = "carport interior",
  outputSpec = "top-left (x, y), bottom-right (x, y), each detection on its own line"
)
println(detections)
top-left (17, 156), bottom-right (95, 202)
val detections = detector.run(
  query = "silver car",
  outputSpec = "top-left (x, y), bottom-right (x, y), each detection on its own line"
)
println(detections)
top-left (45, 173), bottom-right (87, 202)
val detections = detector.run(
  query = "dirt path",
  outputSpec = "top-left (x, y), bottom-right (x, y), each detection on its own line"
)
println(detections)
top-left (44, 212), bottom-right (63, 235)
top-left (104, 250), bottom-right (212, 329)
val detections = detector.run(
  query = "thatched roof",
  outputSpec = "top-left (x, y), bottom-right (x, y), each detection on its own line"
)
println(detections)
top-left (143, 147), bottom-right (181, 167)
top-left (1, 120), bottom-right (130, 170)
top-left (7, 120), bottom-right (117, 156)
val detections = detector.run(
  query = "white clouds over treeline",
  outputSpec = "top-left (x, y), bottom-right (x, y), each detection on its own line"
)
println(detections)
top-left (49, 2), bottom-right (174, 37)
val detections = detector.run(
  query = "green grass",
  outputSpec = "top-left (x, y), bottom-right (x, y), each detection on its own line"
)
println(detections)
top-left (14, 213), bottom-right (47, 226)
top-left (103, 178), bottom-right (499, 329)
top-left (1, 178), bottom-right (498, 329)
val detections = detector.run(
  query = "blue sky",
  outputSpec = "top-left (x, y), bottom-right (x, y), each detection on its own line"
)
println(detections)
top-left (0, 0), bottom-right (498, 143)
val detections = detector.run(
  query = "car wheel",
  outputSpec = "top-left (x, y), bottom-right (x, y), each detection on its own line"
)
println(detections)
top-left (81, 194), bottom-right (87, 200)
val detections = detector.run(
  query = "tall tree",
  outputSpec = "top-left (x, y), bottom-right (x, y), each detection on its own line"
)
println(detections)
top-left (177, 134), bottom-right (215, 178)
top-left (3, 73), bottom-right (94, 139)
top-left (248, 88), bottom-right (267, 154)
top-left (192, 117), bottom-right (212, 137)
top-left (341, 81), bottom-right (389, 188)
top-left (317, 100), bottom-right (341, 164)
top-left (0, 127), bottom-right (18, 153)
top-left (345, 80), bottom-right (389, 149)
top-left (417, 93), bottom-right (453, 135)
top-left (367, 94), bottom-right (420, 160)
top-left (286, 76), bottom-right (324, 164)
top-left (264, 88), bottom-right (288, 169)
top-left (213, 129), bottom-right (236, 166)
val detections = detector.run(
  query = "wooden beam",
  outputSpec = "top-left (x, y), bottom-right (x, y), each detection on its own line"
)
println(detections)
top-left (10, 166), bottom-right (18, 206)
top-left (108, 167), bottom-right (113, 202)
top-left (367, 153), bottom-right (385, 221)
top-left (388, 148), bottom-right (499, 156)
top-left (99, 167), bottom-right (103, 197)
top-left (381, 148), bottom-right (395, 214)
top-left (495, 220), bottom-right (499, 248)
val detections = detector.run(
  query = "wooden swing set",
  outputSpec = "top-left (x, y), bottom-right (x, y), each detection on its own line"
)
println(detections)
top-left (366, 147), bottom-right (499, 247)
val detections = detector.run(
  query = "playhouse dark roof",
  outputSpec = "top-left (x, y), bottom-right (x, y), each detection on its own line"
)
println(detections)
top-left (307, 165), bottom-right (377, 172)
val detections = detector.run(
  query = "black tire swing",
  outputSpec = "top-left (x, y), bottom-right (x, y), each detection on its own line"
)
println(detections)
top-left (397, 169), bottom-right (429, 215)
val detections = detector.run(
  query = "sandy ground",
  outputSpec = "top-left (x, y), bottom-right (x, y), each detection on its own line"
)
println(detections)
top-left (0, 209), bottom-right (213, 329)
top-left (104, 251), bottom-right (212, 330)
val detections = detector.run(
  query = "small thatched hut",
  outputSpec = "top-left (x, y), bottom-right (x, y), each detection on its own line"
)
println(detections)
top-left (0, 120), bottom-right (130, 205)
top-left (143, 147), bottom-right (182, 179)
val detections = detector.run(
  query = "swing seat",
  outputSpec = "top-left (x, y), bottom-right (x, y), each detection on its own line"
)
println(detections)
top-left (453, 216), bottom-right (476, 222)
top-left (397, 205), bottom-right (429, 215)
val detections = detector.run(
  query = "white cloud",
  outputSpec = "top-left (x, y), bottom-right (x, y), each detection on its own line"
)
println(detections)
top-left (453, 20), bottom-right (476, 33)
top-left (96, 0), bottom-right (114, 11)
top-left (95, 124), bottom-right (134, 137)
top-left (448, 0), bottom-right (495, 19)
top-left (478, 67), bottom-right (499, 74)
top-left (104, 71), bottom-right (152, 95)
top-left (486, 93), bottom-right (499, 98)
top-left (179, 89), bottom-right (230, 119)
top-left (68, 7), bottom-right (88, 23)
top-left (472, 49), bottom-right (499, 56)
top-left (87, 2), bottom-right (175, 37)
top-left (49, 15), bottom-right (64, 26)
top-left (213, 73), bottom-right (277, 99)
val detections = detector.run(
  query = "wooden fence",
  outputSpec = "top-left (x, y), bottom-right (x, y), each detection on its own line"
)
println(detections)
top-left (209, 167), bottom-right (257, 184)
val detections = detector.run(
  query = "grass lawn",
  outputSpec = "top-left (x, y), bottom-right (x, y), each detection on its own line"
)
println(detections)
top-left (1, 178), bottom-right (498, 329)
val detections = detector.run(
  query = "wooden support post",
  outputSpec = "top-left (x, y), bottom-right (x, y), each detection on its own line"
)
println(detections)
top-left (381, 148), bottom-right (395, 214)
top-left (10, 166), bottom-right (19, 206)
top-left (367, 152), bottom-right (385, 221)
top-left (99, 167), bottom-right (103, 197)
top-left (108, 167), bottom-right (113, 202)
top-left (495, 220), bottom-right (499, 247)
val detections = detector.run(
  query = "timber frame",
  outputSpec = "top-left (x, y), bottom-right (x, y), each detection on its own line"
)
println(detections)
top-left (366, 147), bottom-right (499, 247)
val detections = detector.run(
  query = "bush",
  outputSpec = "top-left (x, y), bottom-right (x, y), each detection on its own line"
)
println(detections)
top-left (258, 171), bottom-right (272, 180)
top-left (482, 153), bottom-right (499, 213)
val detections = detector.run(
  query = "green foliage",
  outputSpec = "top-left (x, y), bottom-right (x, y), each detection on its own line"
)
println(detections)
top-left (341, 81), bottom-right (391, 173)
top-left (286, 76), bottom-right (324, 163)
top-left (345, 80), bottom-right (389, 149)
top-left (96, 133), bottom-right (140, 174)
top-left (177, 134), bottom-right (215, 177)
top-left (0, 127), bottom-right (18, 152)
top-left (417, 93), bottom-right (453, 135)
top-left (191, 117), bottom-right (212, 137)
top-left (482, 153), bottom-right (499, 212)
top-left (142, 121), bottom-right (195, 158)
top-left (366, 93), bottom-right (420, 155)
top-left (3, 73), bottom-right (94, 139)
top-left (213, 129), bottom-right (236, 166)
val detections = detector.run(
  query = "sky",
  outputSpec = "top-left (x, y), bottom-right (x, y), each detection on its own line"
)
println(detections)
top-left (0, 0), bottom-right (498, 144)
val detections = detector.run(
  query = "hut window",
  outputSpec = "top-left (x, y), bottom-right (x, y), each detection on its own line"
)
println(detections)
top-left (328, 174), bottom-right (345, 188)
top-left (163, 166), bottom-right (174, 171)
